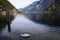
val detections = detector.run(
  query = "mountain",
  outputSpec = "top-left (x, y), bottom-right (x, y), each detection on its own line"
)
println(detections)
top-left (19, 1), bottom-right (40, 12)
top-left (19, 0), bottom-right (54, 13)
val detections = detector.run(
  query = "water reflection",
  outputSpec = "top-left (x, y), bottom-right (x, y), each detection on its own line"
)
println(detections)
top-left (10, 14), bottom-right (51, 34)
top-left (0, 22), bottom-right (11, 33)
top-left (0, 23), bottom-right (7, 31)
top-left (8, 23), bottom-right (11, 32)
top-left (0, 14), bottom-right (60, 40)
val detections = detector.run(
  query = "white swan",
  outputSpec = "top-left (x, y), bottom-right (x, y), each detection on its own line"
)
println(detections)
top-left (20, 33), bottom-right (31, 38)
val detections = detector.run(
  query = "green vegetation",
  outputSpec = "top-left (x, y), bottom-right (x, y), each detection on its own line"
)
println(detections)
top-left (0, 0), bottom-right (16, 10)
top-left (0, 0), bottom-right (16, 23)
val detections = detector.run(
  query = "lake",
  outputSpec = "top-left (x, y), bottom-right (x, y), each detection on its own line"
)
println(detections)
top-left (0, 14), bottom-right (60, 40)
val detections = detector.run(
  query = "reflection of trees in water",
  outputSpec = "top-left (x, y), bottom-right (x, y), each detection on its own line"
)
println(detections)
top-left (7, 22), bottom-right (11, 32)
top-left (0, 23), bottom-right (7, 31)
top-left (0, 22), bottom-right (11, 32)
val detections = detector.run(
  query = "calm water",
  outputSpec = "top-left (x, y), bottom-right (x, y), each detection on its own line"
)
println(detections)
top-left (0, 14), bottom-right (60, 40)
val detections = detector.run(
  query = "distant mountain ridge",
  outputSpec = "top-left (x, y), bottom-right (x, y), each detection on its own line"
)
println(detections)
top-left (19, 0), bottom-right (54, 13)
top-left (18, 0), bottom-right (40, 12)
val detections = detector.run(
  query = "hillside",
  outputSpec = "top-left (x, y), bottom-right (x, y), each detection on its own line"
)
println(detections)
top-left (19, 0), bottom-right (60, 26)
top-left (0, 0), bottom-right (16, 10)
top-left (19, 0), bottom-right (54, 13)
top-left (0, 0), bottom-right (16, 23)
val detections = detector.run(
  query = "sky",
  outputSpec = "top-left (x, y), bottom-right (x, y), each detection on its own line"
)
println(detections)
top-left (8, 0), bottom-right (39, 9)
